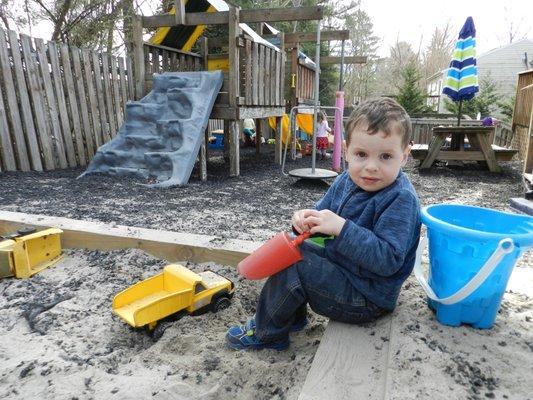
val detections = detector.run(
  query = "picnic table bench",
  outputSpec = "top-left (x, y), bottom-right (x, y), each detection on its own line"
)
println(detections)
top-left (411, 126), bottom-right (518, 172)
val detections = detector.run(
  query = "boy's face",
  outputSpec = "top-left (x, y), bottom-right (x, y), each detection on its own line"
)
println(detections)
top-left (345, 125), bottom-right (409, 192)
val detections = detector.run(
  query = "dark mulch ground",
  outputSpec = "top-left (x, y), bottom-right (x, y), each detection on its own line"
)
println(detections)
top-left (0, 145), bottom-right (526, 243)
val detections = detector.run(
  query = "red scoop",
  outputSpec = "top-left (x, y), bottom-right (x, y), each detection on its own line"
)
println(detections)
top-left (237, 231), bottom-right (311, 280)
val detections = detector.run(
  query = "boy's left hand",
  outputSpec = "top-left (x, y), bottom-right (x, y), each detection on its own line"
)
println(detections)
top-left (303, 210), bottom-right (346, 236)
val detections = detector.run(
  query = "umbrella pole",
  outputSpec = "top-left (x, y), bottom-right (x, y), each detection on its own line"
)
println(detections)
top-left (457, 100), bottom-right (463, 126)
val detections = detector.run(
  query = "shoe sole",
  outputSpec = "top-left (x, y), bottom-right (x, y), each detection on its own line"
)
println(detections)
top-left (226, 339), bottom-right (290, 351)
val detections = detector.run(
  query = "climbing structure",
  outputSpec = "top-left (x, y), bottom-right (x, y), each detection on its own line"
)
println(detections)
top-left (81, 71), bottom-right (223, 187)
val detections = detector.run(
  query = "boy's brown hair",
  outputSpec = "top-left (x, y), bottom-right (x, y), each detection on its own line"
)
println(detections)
top-left (345, 98), bottom-right (412, 148)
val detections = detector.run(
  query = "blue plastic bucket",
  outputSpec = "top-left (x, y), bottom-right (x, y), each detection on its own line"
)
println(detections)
top-left (416, 204), bottom-right (533, 329)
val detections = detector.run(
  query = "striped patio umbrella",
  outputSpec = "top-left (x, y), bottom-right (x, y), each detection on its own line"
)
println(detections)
top-left (442, 16), bottom-right (479, 125)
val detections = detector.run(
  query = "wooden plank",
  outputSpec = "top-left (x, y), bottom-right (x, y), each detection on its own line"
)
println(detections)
top-left (48, 41), bottom-right (77, 168)
top-left (271, 50), bottom-right (277, 105)
top-left (320, 56), bottom-right (367, 65)
top-left (238, 106), bottom-right (284, 119)
top-left (71, 46), bottom-right (95, 159)
top-left (258, 45), bottom-right (265, 105)
top-left (142, 6), bottom-right (323, 28)
top-left (0, 79), bottom-right (16, 170)
top-left (20, 34), bottom-right (55, 170)
top-left (285, 30), bottom-right (349, 44)
top-left (81, 49), bottom-right (103, 149)
top-left (125, 56), bottom-right (135, 101)
top-left (110, 56), bottom-right (123, 128)
top-left (251, 42), bottom-right (259, 106)
top-left (244, 39), bottom-right (252, 104)
top-left (91, 51), bottom-right (111, 144)
top-left (472, 132), bottom-right (502, 172)
top-left (299, 317), bottom-right (393, 400)
top-left (118, 57), bottom-right (129, 111)
top-left (0, 211), bottom-right (258, 267)
top-left (101, 53), bottom-right (117, 137)
top-left (264, 47), bottom-right (271, 106)
top-left (34, 38), bottom-right (68, 169)
top-left (0, 28), bottom-right (30, 171)
top-left (420, 132), bottom-right (447, 169)
top-left (60, 43), bottom-right (86, 166)
top-left (7, 30), bottom-right (42, 171)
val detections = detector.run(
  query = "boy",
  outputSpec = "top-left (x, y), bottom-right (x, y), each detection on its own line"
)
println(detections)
top-left (227, 98), bottom-right (421, 350)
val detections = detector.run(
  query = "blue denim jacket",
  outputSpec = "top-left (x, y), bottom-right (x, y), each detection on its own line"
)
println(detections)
top-left (315, 171), bottom-right (421, 310)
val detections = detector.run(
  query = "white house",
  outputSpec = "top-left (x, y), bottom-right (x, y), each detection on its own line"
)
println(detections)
top-left (427, 39), bottom-right (533, 113)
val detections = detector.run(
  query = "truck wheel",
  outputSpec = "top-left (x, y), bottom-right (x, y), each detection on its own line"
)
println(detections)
top-left (213, 296), bottom-right (231, 313)
top-left (151, 321), bottom-right (172, 342)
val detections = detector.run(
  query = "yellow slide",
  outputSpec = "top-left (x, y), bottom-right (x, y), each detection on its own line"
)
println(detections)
top-left (268, 114), bottom-right (315, 145)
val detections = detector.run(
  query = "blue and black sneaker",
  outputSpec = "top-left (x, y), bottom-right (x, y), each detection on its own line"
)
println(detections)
top-left (245, 316), bottom-right (308, 333)
top-left (226, 324), bottom-right (289, 351)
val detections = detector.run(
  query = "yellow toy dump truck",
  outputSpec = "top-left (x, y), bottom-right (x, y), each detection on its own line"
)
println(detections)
top-left (112, 263), bottom-right (234, 338)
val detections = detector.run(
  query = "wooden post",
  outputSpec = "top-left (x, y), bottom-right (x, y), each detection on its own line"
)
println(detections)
top-left (228, 6), bottom-right (240, 177)
top-left (131, 15), bottom-right (145, 100)
top-left (275, 116), bottom-right (282, 164)
top-left (290, 46), bottom-right (299, 109)
top-left (174, 0), bottom-right (186, 25)
top-left (199, 127), bottom-right (207, 181)
top-left (255, 118), bottom-right (261, 155)
top-left (279, 32), bottom-right (285, 107)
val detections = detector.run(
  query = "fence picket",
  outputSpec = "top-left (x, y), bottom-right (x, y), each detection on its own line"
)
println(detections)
top-left (126, 57), bottom-right (135, 101)
top-left (7, 30), bottom-right (42, 170)
top-left (71, 47), bottom-right (95, 159)
top-left (110, 56), bottom-right (123, 128)
top-left (0, 83), bottom-right (16, 170)
top-left (60, 43), bottom-right (86, 166)
top-left (35, 38), bottom-right (68, 169)
top-left (92, 51), bottom-right (111, 143)
top-left (101, 53), bottom-right (117, 136)
top-left (118, 57), bottom-right (128, 110)
top-left (81, 49), bottom-right (103, 149)
top-left (48, 42), bottom-right (76, 167)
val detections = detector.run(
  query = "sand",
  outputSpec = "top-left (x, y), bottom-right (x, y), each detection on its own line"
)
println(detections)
top-left (0, 147), bottom-right (531, 399)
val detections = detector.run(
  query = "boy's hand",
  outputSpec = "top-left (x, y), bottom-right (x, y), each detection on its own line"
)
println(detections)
top-left (303, 209), bottom-right (345, 236)
top-left (292, 209), bottom-right (315, 233)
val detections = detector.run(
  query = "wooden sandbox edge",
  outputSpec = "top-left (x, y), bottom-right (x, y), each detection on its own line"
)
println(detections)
top-left (0, 210), bottom-right (259, 266)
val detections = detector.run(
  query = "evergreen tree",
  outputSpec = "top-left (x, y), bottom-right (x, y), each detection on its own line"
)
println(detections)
top-left (444, 76), bottom-right (502, 118)
top-left (395, 62), bottom-right (431, 114)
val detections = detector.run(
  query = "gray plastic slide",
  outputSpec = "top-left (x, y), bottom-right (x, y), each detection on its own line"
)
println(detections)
top-left (80, 71), bottom-right (223, 187)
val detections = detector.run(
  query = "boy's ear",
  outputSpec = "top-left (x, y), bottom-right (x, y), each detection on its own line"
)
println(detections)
top-left (401, 144), bottom-right (411, 166)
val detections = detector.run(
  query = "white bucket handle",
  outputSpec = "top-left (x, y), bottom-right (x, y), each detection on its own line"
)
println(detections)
top-left (414, 237), bottom-right (515, 305)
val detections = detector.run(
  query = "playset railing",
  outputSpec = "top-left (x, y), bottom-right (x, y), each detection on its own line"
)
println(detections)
top-left (0, 27), bottom-right (134, 172)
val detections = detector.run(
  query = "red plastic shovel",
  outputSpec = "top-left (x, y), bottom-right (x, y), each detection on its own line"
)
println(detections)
top-left (237, 231), bottom-right (312, 280)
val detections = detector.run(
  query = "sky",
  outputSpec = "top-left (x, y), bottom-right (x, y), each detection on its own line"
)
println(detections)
top-left (360, 0), bottom-right (533, 57)
top-left (13, 0), bottom-right (533, 58)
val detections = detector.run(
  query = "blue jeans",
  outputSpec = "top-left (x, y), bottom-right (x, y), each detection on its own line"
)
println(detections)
top-left (254, 240), bottom-right (388, 342)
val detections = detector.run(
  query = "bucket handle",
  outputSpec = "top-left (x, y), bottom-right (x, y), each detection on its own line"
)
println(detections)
top-left (413, 237), bottom-right (515, 305)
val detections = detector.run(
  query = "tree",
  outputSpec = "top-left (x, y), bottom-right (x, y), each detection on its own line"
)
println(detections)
top-left (444, 76), bottom-right (502, 119)
top-left (497, 95), bottom-right (515, 123)
top-left (343, 6), bottom-right (379, 104)
top-left (422, 23), bottom-right (454, 83)
top-left (395, 61), bottom-right (431, 114)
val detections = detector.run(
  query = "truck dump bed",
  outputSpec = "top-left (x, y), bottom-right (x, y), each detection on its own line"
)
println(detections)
top-left (112, 264), bottom-right (198, 327)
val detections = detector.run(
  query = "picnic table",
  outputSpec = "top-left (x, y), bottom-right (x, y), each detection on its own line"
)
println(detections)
top-left (411, 126), bottom-right (517, 172)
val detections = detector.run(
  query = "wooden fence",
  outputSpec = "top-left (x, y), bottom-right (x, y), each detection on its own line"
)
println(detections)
top-left (511, 70), bottom-right (533, 162)
top-left (0, 28), bottom-right (135, 172)
top-left (296, 60), bottom-right (315, 104)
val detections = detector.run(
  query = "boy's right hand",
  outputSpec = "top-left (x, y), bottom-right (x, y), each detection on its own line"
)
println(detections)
top-left (291, 209), bottom-right (315, 234)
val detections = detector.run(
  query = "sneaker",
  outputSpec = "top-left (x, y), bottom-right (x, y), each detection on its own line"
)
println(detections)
top-left (226, 325), bottom-right (289, 351)
top-left (245, 317), bottom-right (308, 333)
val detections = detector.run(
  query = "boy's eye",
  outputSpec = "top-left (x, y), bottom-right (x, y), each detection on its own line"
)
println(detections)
top-left (381, 153), bottom-right (393, 160)
top-left (355, 151), bottom-right (366, 158)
